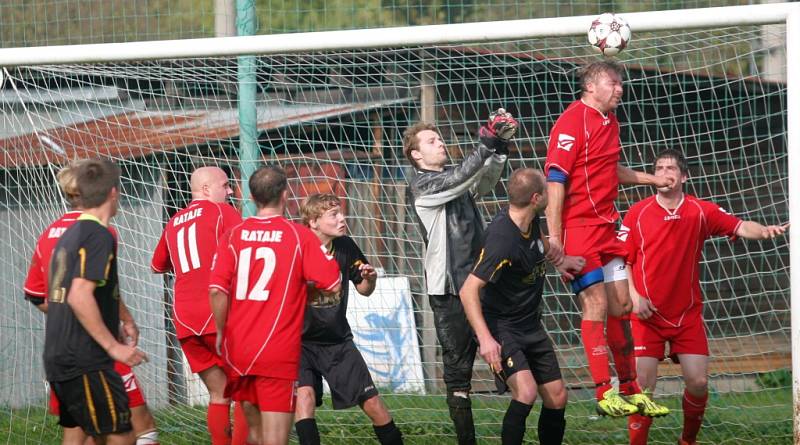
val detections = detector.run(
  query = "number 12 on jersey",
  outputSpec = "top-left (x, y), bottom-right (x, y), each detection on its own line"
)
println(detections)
top-left (236, 246), bottom-right (276, 301)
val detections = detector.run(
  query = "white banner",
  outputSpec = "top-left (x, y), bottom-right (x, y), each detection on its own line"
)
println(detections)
top-left (346, 276), bottom-right (426, 394)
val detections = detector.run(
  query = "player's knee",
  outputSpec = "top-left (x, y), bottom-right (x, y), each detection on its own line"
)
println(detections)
top-left (608, 298), bottom-right (632, 317)
top-left (684, 374), bottom-right (708, 394)
top-left (295, 387), bottom-right (317, 419)
top-left (548, 388), bottom-right (568, 410)
top-left (361, 396), bottom-right (392, 425)
top-left (580, 293), bottom-right (607, 320)
top-left (513, 386), bottom-right (538, 405)
top-left (446, 391), bottom-right (471, 408)
top-left (200, 366), bottom-right (228, 401)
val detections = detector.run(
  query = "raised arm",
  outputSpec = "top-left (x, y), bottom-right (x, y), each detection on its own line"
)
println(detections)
top-left (412, 109), bottom-right (516, 207)
top-left (617, 164), bottom-right (672, 187)
top-left (472, 109), bottom-right (517, 196)
top-left (411, 142), bottom-right (502, 208)
top-left (735, 221), bottom-right (789, 240)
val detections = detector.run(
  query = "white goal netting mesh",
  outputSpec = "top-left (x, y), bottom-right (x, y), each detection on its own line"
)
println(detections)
top-left (0, 23), bottom-right (790, 445)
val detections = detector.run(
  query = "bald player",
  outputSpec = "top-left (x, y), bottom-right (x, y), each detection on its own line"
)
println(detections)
top-left (151, 166), bottom-right (247, 445)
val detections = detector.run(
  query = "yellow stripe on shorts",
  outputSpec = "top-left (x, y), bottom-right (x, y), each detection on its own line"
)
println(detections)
top-left (98, 370), bottom-right (118, 431)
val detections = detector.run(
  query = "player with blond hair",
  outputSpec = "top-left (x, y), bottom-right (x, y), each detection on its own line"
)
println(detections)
top-left (24, 160), bottom-right (159, 445)
top-left (294, 193), bottom-right (403, 445)
top-left (45, 159), bottom-right (147, 445)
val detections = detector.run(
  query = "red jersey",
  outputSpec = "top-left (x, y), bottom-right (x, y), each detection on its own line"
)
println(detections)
top-left (208, 215), bottom-right (340, 380)
top-left (621, 194), bottom-right (742, 327)
top-left (545, 100), bottom-right (621, 227)
top-left (24, 211), bottom-right (83, 299)
top-left (151, 200), bottom-right (242, 339)
top-left (24, 211), bottom-right (119, 298)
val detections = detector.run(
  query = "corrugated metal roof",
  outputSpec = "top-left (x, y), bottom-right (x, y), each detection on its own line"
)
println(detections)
top-left (0, 97), bottom-right (412, 168)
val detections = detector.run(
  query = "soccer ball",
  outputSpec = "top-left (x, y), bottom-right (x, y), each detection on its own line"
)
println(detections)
top-left (587, 13), bottom-right (631, 57)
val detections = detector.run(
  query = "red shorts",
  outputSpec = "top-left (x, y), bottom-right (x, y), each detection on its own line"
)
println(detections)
top-left (632, 314), bottom-right (709, 359)
top-left (226, 375), bottom-right (297, 413)
top-left (180, 334), bottom-right (224, 373)
top-left (563, 223), bottom-right (627, 273)
top-left (48, 362), bottom-right (145, 416)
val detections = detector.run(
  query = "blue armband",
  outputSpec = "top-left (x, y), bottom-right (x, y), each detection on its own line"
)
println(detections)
top-left (570, 267), bottom-right (604, 295)
top-left (547, 169), bottom-right (568, 184)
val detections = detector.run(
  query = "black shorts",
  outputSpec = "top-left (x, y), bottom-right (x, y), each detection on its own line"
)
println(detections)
top-left (298, 340), bottom-right (379, 410)
top-left (429, 293), bottom-right (477, 393)
top-left (493, 329), bottom-right (562, 394)
top-left (50, 369), bottom-right (132, 436)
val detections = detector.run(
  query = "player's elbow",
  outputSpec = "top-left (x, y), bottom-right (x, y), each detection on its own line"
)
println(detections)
top-left (458, 279), bottom-right (478, 304)
top-left (358, 284), bottom-right (376, 297)
top-left (321, 281), bottom-right (342, 296)
top-left (150, 263), bottom-right (170, 274)
top-left (208, 287), bottom-right (226, 305)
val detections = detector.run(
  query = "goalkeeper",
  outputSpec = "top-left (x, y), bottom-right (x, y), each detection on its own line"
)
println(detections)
top-left (404, 109), bottom-right (516, 444)
top-left (621, 149), bottom-right (788, 445)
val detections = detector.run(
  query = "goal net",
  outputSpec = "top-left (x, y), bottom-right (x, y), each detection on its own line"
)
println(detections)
top-left (0, 5), bottom-right (793, 444)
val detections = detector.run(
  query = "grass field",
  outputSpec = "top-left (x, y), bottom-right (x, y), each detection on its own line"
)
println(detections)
top-left (1, 388), bottom-right (791, 444)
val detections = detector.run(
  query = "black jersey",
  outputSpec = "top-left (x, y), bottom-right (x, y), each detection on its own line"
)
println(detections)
top-left (44, 216), bottom-right (119, 382)
top-left (471, 208), bottom-right (547, 335)
top-left (302, 235), bottom-right (368, 345)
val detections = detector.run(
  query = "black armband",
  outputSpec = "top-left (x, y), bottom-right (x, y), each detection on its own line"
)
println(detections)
top-left (25, 293), bottom-right (46, 307)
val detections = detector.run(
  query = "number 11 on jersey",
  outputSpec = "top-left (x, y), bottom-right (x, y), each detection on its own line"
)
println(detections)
top-left (176, 223), bottom-right (200, 273)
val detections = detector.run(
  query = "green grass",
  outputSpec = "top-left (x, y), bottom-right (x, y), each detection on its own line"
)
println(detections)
top-left (1, 389), bottom-right (791, 444)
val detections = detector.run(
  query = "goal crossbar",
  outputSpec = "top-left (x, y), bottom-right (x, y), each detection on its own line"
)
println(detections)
top-left (0, 3), bottom-right (797, 66)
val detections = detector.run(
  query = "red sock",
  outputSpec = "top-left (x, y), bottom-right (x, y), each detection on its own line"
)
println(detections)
top-left (682, 389), bottom-right (708, 443)
top-left (581, 319), bottom-right (612, 400)
top-left (607, 315), bottom-right (639, 395)
top-left (231, 402), bottom-right (249, 445)
top-left (628, 413), bottom-right (653, 445)
top-left (207, 402), bottom-right (232, 445)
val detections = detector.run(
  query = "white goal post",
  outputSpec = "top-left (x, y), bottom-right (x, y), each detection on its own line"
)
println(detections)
top-left (0, 3), bottom-right (796, 444)
top-left (0, 4), bottom-right (795, 64)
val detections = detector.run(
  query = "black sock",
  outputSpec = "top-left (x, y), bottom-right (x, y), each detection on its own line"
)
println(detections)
top-left (446, 393), bottom-right (476, 445)
top-left (295, 418), bottom-right (321, 445)
top-left (502, 399), bottom-right (532, 445)
top-left (373, 419), bottom-right (404, 445)
top-left (537, 406), bottom-right (566, 445)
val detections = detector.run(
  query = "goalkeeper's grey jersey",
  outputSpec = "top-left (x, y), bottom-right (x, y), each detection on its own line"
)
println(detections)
top-left (406, 138), bottom-right (507, 296)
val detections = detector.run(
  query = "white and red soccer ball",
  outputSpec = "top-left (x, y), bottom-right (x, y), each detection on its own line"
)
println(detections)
top-left (588, 13), bottom-right (631, 57)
